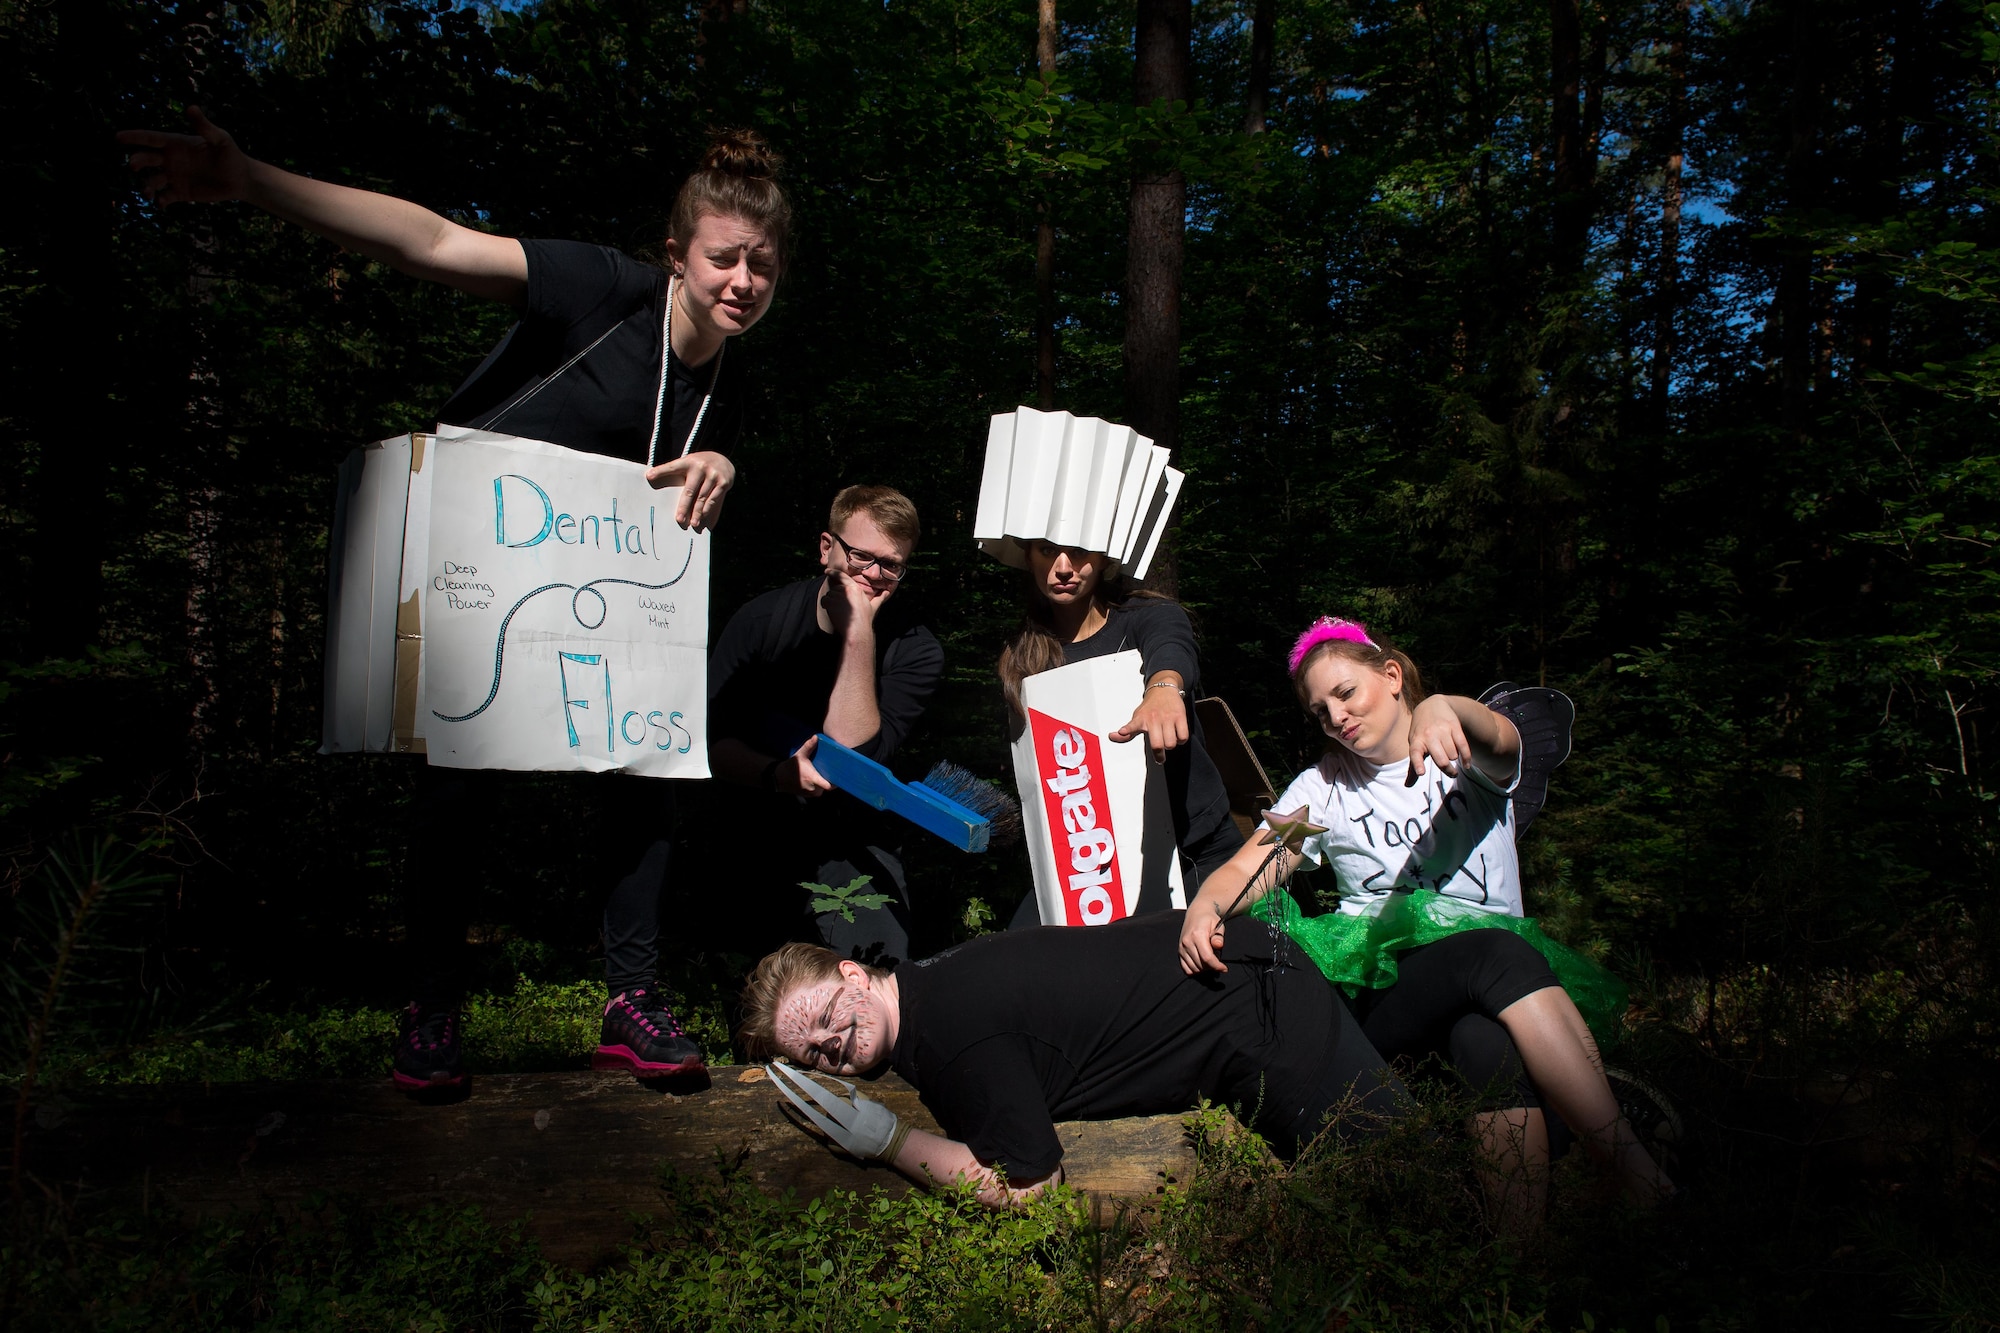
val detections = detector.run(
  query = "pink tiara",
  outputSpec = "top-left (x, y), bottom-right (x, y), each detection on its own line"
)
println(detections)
top-left (1287, 616), bottom-right (1377, 674)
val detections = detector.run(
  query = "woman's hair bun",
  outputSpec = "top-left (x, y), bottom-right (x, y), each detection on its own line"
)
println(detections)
top-left (700, 128), bottom-right (782, 180)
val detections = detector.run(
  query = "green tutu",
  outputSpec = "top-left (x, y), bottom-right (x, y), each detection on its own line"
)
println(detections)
top-left (1250, 888), bottom-right (1629, 1042)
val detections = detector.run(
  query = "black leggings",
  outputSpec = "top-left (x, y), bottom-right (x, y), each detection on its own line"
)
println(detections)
top-left (1349, 930), bottom-right (1559, 1113)
top-left (406, 768), bottom-right (674, 1005)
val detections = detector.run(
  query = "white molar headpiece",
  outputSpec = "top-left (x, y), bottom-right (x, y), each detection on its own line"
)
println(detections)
top-left (972, 407), bottom-right (1185, 581)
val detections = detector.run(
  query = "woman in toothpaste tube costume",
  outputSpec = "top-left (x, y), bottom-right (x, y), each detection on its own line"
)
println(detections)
top-left (995, 544), bottom-right (1245, 928)
top-left (121, 110), bottom-right (792, 1090)
top-left (1180, 617), bottom-right (1676, 1217)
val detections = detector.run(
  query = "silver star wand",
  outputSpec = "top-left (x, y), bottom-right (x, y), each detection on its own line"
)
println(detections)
top-left (1219, 805), bottom-right (1329, 923)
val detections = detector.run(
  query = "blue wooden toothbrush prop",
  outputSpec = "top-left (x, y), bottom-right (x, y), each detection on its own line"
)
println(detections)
top-left (809, 734), bottom-right (1021, 854)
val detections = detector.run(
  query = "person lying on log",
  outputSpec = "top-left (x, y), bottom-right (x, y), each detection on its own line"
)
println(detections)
top-left (688, 486), bottom-right (944, 975)
top-left (120, 109), bottom-right (790, 1093)
top-left (739, 911), bottom-right (1408, 1206)
top-left (1178, 617), bottom-right (1677, 1224)
top-left (994, 540), bottom-right (1244, 927)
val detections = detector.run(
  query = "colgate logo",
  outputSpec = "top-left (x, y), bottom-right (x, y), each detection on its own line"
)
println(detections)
top-left (1028, 708), bottom-right (1124, 926)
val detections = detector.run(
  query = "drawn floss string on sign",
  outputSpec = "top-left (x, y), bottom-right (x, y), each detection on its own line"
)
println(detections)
top-left (430, 538), bottom-right (696, 724)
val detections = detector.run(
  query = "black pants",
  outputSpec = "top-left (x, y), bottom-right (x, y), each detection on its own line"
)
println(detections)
top-left (1350, 929), bottom-right (1562, 1118)
top-left (405, 767), bottom-right (676, 1005)
top-left (674, 787), bottom-right (916, 967)
top-left (808, 841), bottom-right (914, 967)
top-left (1258, 981), bottom-right (1410, 1157)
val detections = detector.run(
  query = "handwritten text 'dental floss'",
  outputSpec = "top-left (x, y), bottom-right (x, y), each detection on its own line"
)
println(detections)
top-left (493, 473), bottom-right (660, 559)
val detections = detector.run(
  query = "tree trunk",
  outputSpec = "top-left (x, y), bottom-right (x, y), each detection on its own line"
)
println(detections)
top-left (1126, 0), bottom-right (1192, 455)
top-left (1778, 0), bottom-right (1818, 432)
top-left (1243, 0), bottom-right (1275, 134)
top-left (25, 0), bottom-right (111, 658)
top-left (696, 0), bottom-right (744, 64)
top-left (1036, 0), bottom-right (1058, 410)
top-left (1852, 0), bottom-right (1921, 376)
top-left (1582, 12), bottom-right (1606, 183)
top-left (1548, 0), bottom-right (1587, 272)
top-left (29, 1070), bottom-right (1213, 1270)
top-left (267, 538), bottom-right (286, 754)
top-left (1127, 0), bottom-right (1191, 596)
top-left (181, 5), bottom-right (226, 754)
top-left (1650, 0), bottom-right (1688, 423)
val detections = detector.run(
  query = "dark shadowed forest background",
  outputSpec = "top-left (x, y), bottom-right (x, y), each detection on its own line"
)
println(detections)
top-left (4, 0), bottom-right (1999, 1328)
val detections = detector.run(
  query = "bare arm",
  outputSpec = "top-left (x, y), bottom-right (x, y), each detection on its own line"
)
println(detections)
top-left (119, 107), bottom-right (527, 304)
top-left (822, 630), bottom-right (880, 748)
top-left (820, 572), bottom-right (883, 749)
top-left (892, 1128), bottom-right (1058, 1207)
top-left (1107, 669), bottom-right (1189, 762)
top-left (1405, 695), bottom-right (1521, 786)
top-left (1177, 834), bottom-right (1302, 975)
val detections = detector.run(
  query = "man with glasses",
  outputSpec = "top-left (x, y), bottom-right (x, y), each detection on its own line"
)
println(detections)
top-left (696, 485), bottom-right (943, 965)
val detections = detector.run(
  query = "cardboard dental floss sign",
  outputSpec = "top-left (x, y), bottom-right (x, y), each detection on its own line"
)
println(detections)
top-left (320, 427), bottom-right (709, 778)
top-left (1013, 651), bottom-right (1185, 926)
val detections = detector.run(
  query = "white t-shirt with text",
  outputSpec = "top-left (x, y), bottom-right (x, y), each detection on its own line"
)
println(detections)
top-left (1269, 745), bottom-right (1524, 918)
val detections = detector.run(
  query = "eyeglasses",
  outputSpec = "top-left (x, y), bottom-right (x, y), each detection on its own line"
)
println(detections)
top-left (826, 531), bottom-right (909, 583)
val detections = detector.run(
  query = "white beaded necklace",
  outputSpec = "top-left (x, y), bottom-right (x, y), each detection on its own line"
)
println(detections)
top-left (648, 274), bottom-right (724, 468)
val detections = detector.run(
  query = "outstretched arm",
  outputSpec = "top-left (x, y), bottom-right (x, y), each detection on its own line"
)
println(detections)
top-left (1405, 695), bottom-right (1520, 786)
top-left (119, 107), bottom-right (527, 305)
top-left (764, 1063), bottom-right (1055, 1208)
top-left (892, 1128), bottom-right (1058, 1207)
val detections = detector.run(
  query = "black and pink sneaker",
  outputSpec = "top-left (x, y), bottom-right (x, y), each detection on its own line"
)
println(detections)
top-left (392, 1001), bottom-right (465, 1091)
top-left (593, 987), bottom-right (704, 1077)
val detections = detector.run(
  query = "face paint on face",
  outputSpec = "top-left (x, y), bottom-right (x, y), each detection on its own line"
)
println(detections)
top-left (1302, 654), bottom-right (1410, 764)
top-left (772, 963), bottom-right (892, 1075)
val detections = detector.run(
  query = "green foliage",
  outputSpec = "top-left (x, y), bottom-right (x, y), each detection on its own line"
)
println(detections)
top-left (11, 1092), bottom-right (2000, 1330)
top-left (0, 648), bottom-right (166, 823)
top-left (7, 1200), bottom-right (545, 1333)
top-left (531, 1173), bottom-right (1075, 1331)
top-left (2, 836), bottom-right (169, 1190)
top-left (66, 976), bottom-right (733, 1084)
top-left (802, 875), bottom-right (894, 924)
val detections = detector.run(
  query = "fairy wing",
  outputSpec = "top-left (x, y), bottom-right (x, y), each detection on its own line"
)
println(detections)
top-left (1476, 682), bottom-right (1575, 833)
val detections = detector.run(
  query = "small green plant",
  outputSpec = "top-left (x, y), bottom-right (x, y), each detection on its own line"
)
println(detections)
top-left (803, 875), bottom-right (893, 923)
top-left (3, 835), bottom-right (168, 1199)
top-left (962, 895), bottom-right (997, 934)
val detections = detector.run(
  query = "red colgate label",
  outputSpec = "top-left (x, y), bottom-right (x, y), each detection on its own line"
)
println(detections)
top-left (1028, 708), bottom-right (1125, 926)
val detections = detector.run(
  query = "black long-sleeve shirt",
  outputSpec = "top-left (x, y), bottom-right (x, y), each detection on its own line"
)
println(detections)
top-left (708, 578), bottom-right (942, 762)
top-left (1047, 597), bottom-right (1241, 884)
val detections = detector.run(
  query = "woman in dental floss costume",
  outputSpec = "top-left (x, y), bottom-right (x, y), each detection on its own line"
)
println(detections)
top-left (121, 108), bottom-right (789, 1089)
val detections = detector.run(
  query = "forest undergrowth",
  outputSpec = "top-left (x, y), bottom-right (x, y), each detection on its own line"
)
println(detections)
top-left (4, 869), bottom-right (1995, 1331)
top-left (7, 1045), bottom-right (1997, 1332)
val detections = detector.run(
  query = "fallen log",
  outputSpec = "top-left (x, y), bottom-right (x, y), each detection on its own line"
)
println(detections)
top-left (27, 1067), bottom-right (1201, 1268)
